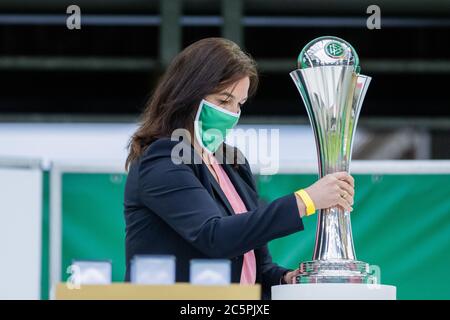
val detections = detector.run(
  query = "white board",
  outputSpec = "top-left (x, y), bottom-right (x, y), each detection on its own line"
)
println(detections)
top-left (0, 167), bottom-right (42, 299)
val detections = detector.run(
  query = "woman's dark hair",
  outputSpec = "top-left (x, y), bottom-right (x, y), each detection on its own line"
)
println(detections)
top-left (125, 37), bottom-right (259, 170)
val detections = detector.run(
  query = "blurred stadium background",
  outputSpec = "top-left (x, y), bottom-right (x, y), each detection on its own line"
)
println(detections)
top-left (0, 0), bottom-right (449, 299)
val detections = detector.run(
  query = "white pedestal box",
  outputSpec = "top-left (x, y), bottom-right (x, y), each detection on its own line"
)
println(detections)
top-left (272, 283), bottom-right (396, 300)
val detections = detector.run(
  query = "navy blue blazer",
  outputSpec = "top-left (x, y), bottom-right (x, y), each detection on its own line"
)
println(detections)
top-left (124, 137), bottom-right (304, 299)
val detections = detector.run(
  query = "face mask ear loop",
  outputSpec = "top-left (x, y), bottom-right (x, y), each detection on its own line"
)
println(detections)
top-left (193, 100), bottom-right (211, 154)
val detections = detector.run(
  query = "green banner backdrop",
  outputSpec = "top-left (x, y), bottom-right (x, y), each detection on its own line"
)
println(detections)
top-left (257, 174), bottom-right (450, 300)
top-left (43, 171), bottom-right (450, 300)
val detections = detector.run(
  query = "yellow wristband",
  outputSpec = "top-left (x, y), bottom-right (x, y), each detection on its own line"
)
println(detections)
top-left (295, 189), bottom-right (316, 216)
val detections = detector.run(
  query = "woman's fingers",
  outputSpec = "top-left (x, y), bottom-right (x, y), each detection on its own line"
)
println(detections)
top-left (337, 197), bottom-right (353, 212)
top-left (338, 179), bottom-right (354, 195)
top-left (337, 182), bottom-right (354, 205)
top-left (284, 269), bottom-right (301, 284)
top-left (332, 172), bottom-right (355, 210)
top-left (333, 171), bottom-right (354, 187)
top-left (304, 172), bottom-right (356, 212)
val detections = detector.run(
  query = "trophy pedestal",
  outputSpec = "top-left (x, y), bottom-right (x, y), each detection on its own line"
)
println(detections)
top-left (272, 283), bottom-right (396, 300)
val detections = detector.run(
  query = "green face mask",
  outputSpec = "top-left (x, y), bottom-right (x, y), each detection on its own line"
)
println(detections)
top-left (194, 99), bottom-right (240, 153)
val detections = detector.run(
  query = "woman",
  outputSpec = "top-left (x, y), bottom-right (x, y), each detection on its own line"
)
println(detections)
top-left (124, 38), bottom-right (354, 299)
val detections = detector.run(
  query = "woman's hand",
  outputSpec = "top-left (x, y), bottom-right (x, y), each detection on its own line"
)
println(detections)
top-left (283, 269), bottom-right (301, 284)
top-left (305, 171), bottom-right (355, 212)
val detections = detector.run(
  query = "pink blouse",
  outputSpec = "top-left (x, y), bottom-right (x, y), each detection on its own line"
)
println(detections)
top-left (207, 153), bottom-right (257, 285)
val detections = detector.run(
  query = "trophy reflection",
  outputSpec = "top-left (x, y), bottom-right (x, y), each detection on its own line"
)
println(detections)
top-left (291, 36), bottom-right (375, 283)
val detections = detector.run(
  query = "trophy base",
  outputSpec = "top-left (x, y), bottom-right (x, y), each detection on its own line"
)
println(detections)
top-left (296, 260), bottom-right (376, 284)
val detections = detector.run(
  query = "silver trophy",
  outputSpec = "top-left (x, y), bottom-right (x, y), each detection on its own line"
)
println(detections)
top-left (291, 36), bottom-right (375, 283)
